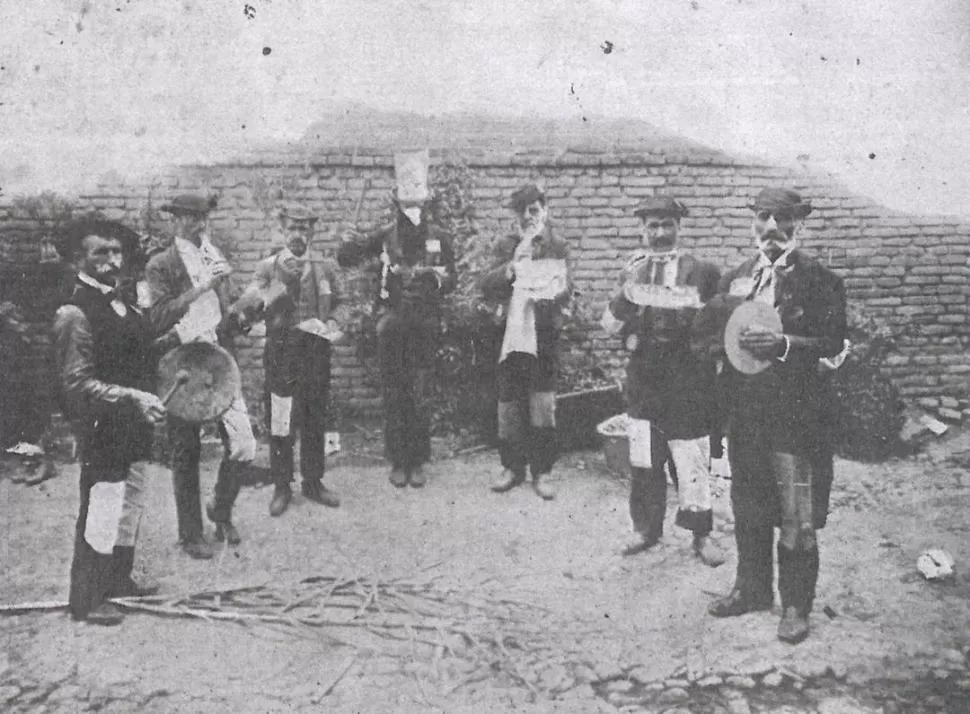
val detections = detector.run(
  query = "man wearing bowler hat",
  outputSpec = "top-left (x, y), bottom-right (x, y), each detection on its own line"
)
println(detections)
top-left (145, 194), bottom-right (256, 557)
top-left (54, 219), bottom-right (167, 624)
top-left (705, 187), bottom-right (846, 644)
top-left (232, 204), bottom-right (343, 516)
top-left (480, 183), bottom-right (571, 501)
top-left (600, 197), bottom-right (725, 564)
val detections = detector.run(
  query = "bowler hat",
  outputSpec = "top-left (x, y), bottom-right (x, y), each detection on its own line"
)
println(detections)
top-left (633, 197), bottom-right (689, 219)
top-left (160, 194), bottom-right (218, 217)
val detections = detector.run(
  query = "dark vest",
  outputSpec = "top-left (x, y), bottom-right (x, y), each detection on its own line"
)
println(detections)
top-left (70, 282), bottom-right (155, 469)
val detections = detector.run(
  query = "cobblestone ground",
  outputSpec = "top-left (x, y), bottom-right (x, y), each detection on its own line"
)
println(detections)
top-left (1, 429), bottom-right (969, 713)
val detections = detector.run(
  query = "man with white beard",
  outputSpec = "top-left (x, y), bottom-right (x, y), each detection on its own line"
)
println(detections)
top-left (481, 184), bottom-right (571, 501)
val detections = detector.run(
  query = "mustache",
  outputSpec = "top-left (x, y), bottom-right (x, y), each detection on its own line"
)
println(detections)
top-left (759, 231), bottom-right (790, 245)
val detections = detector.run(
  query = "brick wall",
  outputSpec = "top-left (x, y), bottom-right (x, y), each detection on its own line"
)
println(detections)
top-left (3, 144), bottom-right (969, 428)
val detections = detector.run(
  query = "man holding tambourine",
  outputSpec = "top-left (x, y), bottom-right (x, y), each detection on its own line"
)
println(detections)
top-left (698, 187), bottom-right (847, 645)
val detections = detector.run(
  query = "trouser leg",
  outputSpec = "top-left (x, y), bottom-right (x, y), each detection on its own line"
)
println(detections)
top-left (169, 418), bottom-right (203, 543)
top-left (670, 436), bottom-right (714, 536)
top-left (527, 391), bottom-right (557, 477)
top-left (410, 366), bottom-right (433, 468)
top-left (378, 313), bottom-right (410, 469)
top-left (627, 423), bottom-right (669, 541)
top-left (734, 525), bottom-right (775, 603)
top-left (497, 355), bottom-right (529, 478)
top-left (298, 334), bottom-right (331, 483)
top-left (70, 466), bottom-right (125, 619)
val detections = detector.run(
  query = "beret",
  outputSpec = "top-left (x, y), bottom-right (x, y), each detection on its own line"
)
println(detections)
top-left (633, 197), bottom-right (689, 219)
top-left (748, 188), bottom-right (812, 218)
top-left (160, 194), bottom-right (218, 217)
top-left (278, 203), bottom-right (318, 224)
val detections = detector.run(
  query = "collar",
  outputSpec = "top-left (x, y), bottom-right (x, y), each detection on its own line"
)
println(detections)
top-left (755, 245), bottom-right (796, 272)
top-left (648, 249), bottom-right (679, 263)
top-left (77, 272), bottom-right (116, 296)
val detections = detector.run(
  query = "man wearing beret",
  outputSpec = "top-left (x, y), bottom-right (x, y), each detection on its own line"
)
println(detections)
top-left (480, 184), bottom-right (571, 501)
top-left (145, 194), bottom-right (256, 557)
top-left (232, 205), bottom-right (343, 516)
top-left (337, 187), bottom-right (457, 488)
top-left (54, 219), bottom-right (167, 624)
top-left (706, 187), bottom-right (846, 644)
top-left (600, 197), bottom-right (725, 564)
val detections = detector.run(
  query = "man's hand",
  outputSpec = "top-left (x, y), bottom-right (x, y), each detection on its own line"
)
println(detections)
top-left (128, 389), bottom-right (166, 424)
top-left (739, 328), bottom-right (786, 360)
top-left (200, 266), bottom-right (233, 293)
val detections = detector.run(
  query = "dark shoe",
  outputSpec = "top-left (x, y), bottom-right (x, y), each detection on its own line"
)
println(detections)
top-left (389, 466), bottom-right (408, 488)
top-left (213, 521), bottom-right (241, 545)
top-left (777, 606), bottom-right (810, 644)
top-left (620, 535), bottom-right (660, 557)
top-left (491, 468), bottom-right (525, 493)
top-left (206, 502), bottom-right (242, 545)
top-left (707, 588), bottom-right (773, 618)
top-left (302, 479), bottom-right (340, 507)
top-left (532, 473), bottom-right (556, 501)
top-left (85, 602), bottom-right (124, 626)
top-left (693, 536), bottom-right (727, 568)
top-left (113, 577), bottom-right (161, 598)
top-left (181, 538), bottom-right (214, 560)
top-left (408, 465), bottom-right (426, 488)
top-left (269, 484), bottom-right (292, 517)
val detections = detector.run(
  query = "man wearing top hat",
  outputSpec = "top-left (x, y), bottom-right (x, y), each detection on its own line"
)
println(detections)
top-left (480, 183), bottom-right (571, 501)
top-left (144, 194), bottom-right (256, 558)
top-left (600, 197), bottom-right (725, 565)
top-left (231, 204), bottom-right (343, 516)
top-left (53, 219), bottom-right (167, 625)
top-left (337, 160), bottom-right (457, 488)
top-left (704, 187), bottom-right (846, 644)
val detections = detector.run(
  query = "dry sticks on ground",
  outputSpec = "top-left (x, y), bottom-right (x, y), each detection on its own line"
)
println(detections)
top-left (110, 573), bottom-right (585, 699)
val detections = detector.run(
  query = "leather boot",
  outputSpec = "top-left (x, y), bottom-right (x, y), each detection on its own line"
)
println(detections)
top-left (777, 544), bottom-right (817, 644)
top-left (269, 484), bottom-right (292, 517)
top-left (693, 535), bottom-right (727, 568)
top-left (491, 468), bottom-right (525, 493)
top-left (206, 502), bottom-right (242, 545)
top-left (302, 479), bottom-right (340, 507)
top-left (708, 527), bottom-right (774, 617)
top-left (389, 465), bottom-right (408, 488)
top-left (532, 472), bottom-right (556, 501)
top-left (111, 546), bottom-right (160, 597)
top-left (409, 464), bottom-right (427, 488)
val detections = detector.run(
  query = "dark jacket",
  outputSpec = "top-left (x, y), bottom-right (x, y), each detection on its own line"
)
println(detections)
top-left (478, 226), bottom-right (572, 347)
top-left (144, 242), bottom-right (234, 350)
top-left (53, 281), bottom-right (156, 470)
top-left (337, 212), bottom-right (456, 316)
top-left (606, 253), bottom-right (721, 439)
top-left (716, 249), bottom-right (847, 528)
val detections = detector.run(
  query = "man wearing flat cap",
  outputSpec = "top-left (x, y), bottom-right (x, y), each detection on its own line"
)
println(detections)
top-left (600, 197), bottom-right (725, 564)
top-left (704, 187), bottom-right (846, 644)
top-left (480, 183), bottom-right (571, 500)
top-left (145, 194), bottom-right (256, 557)
top-left (337, 155), bottom-right (457, 488)
top-left (231, 204), bottom-right (343, 516)
top-left (53, 219), bottom-right (168, 624)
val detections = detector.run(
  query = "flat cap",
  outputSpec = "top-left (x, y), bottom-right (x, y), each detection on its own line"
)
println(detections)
top-left (278, 204), bottom-right (318, 224)
top-left (508, 183), bottom-right (546, 213)
top-left (633, 197), bottom-right (689, 219)
top-left (748, 188), bottom-right (813, 218)
top-left (160, 194), bottom-right (218, 217)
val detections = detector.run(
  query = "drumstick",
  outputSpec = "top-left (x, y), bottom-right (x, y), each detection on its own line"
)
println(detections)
top-left (161, 371), bottom-right (190, 406)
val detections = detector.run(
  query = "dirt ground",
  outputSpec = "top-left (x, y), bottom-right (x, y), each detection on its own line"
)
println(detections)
top-left (2, 427), bottom-right (970, 713)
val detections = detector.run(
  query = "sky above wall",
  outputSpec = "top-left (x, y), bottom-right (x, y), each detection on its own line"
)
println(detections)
top-left (2, 0), bottom-right (969, 217)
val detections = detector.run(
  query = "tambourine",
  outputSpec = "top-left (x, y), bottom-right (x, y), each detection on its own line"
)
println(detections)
top-left (723, 301), bottom-right (783, 375)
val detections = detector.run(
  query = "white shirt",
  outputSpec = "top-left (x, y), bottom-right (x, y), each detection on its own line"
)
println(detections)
top-left (174, 237), bottom-right (225, 344)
